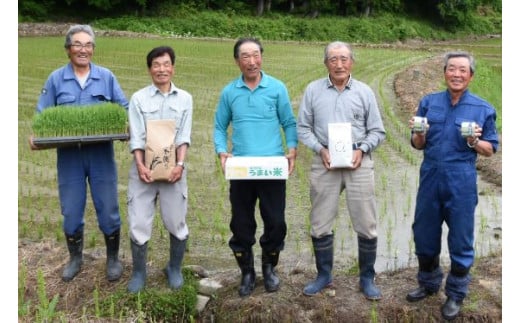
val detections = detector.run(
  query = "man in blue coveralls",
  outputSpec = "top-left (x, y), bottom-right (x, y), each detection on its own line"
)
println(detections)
top-left (405, 51), bottom-right (499, 321)
top-left (30, 24), bottom-right (128, 282)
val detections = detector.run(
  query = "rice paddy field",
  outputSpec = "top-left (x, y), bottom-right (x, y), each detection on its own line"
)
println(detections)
top-left (17, 34), bottom-right (502, 321)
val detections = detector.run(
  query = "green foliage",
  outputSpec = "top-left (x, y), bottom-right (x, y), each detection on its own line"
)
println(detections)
top-left (98, 270), bottom-right (198, 321)
top-left (19, 0), bottom-right (501, 34)
top-left (18, 0), bottom-right (54, 21)
top-left (35, 269), bottom-right (61, 322)
top-left (18, 261), bottom-right (31, 317)
top-left (32, 102), bottom-right (127, 138)
top-left (91, 9), bottom-right (499, 43)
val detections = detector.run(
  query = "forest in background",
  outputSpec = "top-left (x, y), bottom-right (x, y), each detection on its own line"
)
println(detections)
top-left (18, 0), bottom-right (502, 41)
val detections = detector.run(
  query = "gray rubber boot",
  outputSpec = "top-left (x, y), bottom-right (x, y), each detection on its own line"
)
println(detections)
top-left (128, 240), bottom-right (147, 293)
top-left (358, 236), bottom-right (382, 300)
top-left (62, 230), bottom-right (84, 282)
top-left (164, 234), bottom-right (187, 290)
top-left (104, 229), bottom-right (123, 281)
top-left (262, 250), bottom-right (280, 292)
top-left (234, 250), bottom-right (256, 297)
top-left (303, 234), bottom-right (334, 296)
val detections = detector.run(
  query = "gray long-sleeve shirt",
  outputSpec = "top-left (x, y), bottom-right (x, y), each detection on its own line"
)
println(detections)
top-left (297, 76), bottom-right (385, 154)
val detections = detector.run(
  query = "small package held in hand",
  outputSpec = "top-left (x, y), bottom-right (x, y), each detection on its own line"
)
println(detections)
top-left (145, 119), bottom-right (176, 181)
top-left (461, 121), bottom-right (476, 138)
top-left (328, 122), bottom-right (353, 168)
top-left (412, 116), bottom-right (428, 133)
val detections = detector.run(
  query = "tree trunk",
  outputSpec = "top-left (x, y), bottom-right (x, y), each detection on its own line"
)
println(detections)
top-left (256, 0), bottom-right (264, 16)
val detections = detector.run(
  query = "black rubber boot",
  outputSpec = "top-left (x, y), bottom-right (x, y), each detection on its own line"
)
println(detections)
top-left (406, 256), bottom-right (442, 302)
top-left (262, 250), bottom-right (280, 292)
top-left (358, 236), bottom-right (382, 300)
top-left (164, 234), bottom-right (187, 290)
top-left (104, 229), bottom-right (123, 281)
top-left (62, 230), bottom-right (84, 282)
top-left (303, 234), bottom-right (334, 296)
top-left (128, 240), bottom-right (147, 293)
top-left (233, 250), bottom-right (256, 297)
top-left (406, 256), bottom-right (443, 302)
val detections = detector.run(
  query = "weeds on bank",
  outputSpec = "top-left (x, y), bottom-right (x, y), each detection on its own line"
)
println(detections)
top-left (35, 269), bottom-right (61, 322)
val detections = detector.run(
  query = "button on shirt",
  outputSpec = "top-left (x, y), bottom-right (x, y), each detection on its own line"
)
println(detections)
top-left (128, 82), bottom-right (193, 152)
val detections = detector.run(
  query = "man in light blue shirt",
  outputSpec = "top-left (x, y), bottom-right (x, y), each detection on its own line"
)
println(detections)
top-left (213, 37), bottom-right (297, 297)
top-left (30, 24), bottom-right (128, 283)
top-left (126, 46), bottom-right (192, 293)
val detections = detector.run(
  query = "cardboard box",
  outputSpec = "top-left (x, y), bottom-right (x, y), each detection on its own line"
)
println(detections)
top-left (225, 156), bottom-right (288, 180)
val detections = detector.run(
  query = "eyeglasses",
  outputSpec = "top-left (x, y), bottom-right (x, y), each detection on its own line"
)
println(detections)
top-left (69, 42), bottom-right (95, 50)
top-left (327, 56), bottom-right (350, 64)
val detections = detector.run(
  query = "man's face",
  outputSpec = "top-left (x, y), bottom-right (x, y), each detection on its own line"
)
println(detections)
top-left (67, 31), bottom-right (94, 68)
top-left (325, 47), bottom-right (353, 84)
top-left (149, 53), bottom-right (174, 87)
top-left (236, 42), bottom-right (262, 82)
top-left (444, 56), bottom-right (473, 94)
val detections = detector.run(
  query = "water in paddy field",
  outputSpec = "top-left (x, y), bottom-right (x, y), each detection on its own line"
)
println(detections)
top-left (187, 157), bottom-right (501, 276)
top-left (279, 148), bottom-right (502, 275)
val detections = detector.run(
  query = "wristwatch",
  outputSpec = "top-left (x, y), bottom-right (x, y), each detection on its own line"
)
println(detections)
top-left (176, 161), bottom-right (185, 169)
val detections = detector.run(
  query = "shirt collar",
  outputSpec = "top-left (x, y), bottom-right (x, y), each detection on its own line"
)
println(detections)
top-left (148, 81), bottom-right (178, 96)
top-left (237, 71), bottom-right (266, 88)
top-left (327, 74), bottom-right (352, 90)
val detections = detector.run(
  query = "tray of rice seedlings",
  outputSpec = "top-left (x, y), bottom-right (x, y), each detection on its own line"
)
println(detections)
top-left (32, 102), bottom-right (128, 149)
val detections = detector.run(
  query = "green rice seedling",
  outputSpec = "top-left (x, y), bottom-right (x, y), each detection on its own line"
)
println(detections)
top-left (386, 216), bottom-right (395, 255)
top-left (32, 102), bottom-right (127, 138)
top-left (18, 261), bottom-right (30, 317)
top-left (37, 226), bottom-right (44, 240)
top-left (35, 269), bottom-right (61, 322)
top-left (88, 232), bottom-right (97, 248)
top-left (54, 227), bottom-right (62, 242)
top-left (93, 287), bottom-right (101, 318)
top-left (43, 212), bottom-right (50, 227)
top-left (20, 222), bottom-right (28, 238)
top-left (370, 302), bottom-right (378, 322)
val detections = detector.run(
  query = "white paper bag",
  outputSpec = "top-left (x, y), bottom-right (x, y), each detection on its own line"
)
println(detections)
top-left (328, 122), bottom-right (353, 168)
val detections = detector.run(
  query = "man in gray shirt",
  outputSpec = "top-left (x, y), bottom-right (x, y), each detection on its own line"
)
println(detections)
top-left (297, 41), bottom-right (385, 300)
top-left (126, 46), bottom-right (192, 293)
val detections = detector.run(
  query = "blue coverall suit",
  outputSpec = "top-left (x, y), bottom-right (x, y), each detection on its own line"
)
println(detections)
top-left (36, 62), bottom-right (129, 236)
top-left (411, 89), bottom-right (498, 302)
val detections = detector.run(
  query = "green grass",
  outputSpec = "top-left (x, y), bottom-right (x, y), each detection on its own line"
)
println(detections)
top-left (18, 35), bottom-right (502, 321)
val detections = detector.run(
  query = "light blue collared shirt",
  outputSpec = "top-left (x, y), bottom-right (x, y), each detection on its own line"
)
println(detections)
top-left (128, 82), bottom-right (192, 152)
top-left (213, 71), bottom-right (297, 156)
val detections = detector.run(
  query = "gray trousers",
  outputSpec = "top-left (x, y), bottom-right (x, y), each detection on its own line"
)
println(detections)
top-left (127, 160), bottom-right (189, 245)
top-left (309, 153), bottom-right (378, 239)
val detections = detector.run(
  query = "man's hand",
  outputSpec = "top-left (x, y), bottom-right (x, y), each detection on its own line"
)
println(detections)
top-left (286, 148), bottom-right (297, 175)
